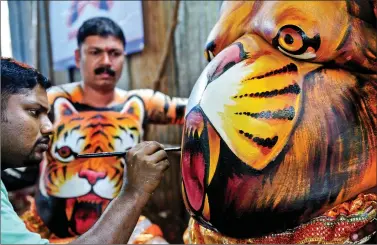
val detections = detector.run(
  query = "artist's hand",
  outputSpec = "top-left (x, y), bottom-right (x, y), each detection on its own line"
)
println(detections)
top-left (122, 141), bottom-right (170, 195)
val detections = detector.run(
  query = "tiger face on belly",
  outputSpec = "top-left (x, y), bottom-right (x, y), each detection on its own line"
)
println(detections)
top-left (37, 96), bottom-right (144, 236)
top-left (181, 0), bottom-right (377, 239)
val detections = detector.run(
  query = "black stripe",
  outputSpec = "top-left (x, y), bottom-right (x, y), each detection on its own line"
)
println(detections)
top-left (112, 136), bottom-right (123, 144)
top-left (92, 130), bottom-right (108, 139)
top-left (57, 124), bottom-right (65, 137)
top-left (109, 168), bottom-right (121, 181)
top-left (48, 170), bottom-right (58, 187)
top-left (175, 104), bottom-right (186, 121)
top-left (84, 144), bottom-right (92, 151)
top-left (69, 117), bottom-right (84, 122)
top-left (242, 63), bottom-right (298, 82)
top-left (114, 175), bottom-right (123, 189)
top-left (62, 166), bottom-right (67, 180)
top-left (85, 123), bottom-right (115, 129)
top-left (116, 117), bottom-right (126, 120)
top-left (94, 146), bottom-right (103, 153)
top-left (164, 96), bottom-right (169, 114)
top-left (108, 142), bottom-right (114, 150)
top-left (234, 83), bottom-right (300, 99)
top-left (238, 129), bottom-right (278, 149)
top-left (119, 125), bottom-right (127, 132)
top-left (89, 114), bottom-right (106, 120)
top-left (71, 125), bottom-right (80, 133)
top-left (235, 106), bottom-right (295, 120)
top-left (76, 136), bottom-right (86, 145)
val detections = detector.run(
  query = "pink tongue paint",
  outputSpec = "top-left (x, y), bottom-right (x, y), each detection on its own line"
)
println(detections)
top-left (75, 208), bottom-right (100, 234)
top-left (182, 145), bottom-right (206, 212)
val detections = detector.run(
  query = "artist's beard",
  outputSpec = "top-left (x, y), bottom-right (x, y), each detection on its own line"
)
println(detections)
top-left (21, 148), bottom-right (44, 167)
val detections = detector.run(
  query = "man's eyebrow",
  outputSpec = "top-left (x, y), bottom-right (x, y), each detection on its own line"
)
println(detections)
top-left (37, 104), bottom-right (50, 113)
top-left (88, 47), bottom-right (122, 52)
top-left (88, 46), bottom-right (103, 50)
top-left (24, 100), bottom-right (50, 113)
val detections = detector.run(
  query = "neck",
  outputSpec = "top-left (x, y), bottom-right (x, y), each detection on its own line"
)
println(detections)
top-left (81, 82), bottom-right (115, 107)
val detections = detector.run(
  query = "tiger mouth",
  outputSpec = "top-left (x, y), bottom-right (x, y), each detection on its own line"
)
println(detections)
top-left (66, 193), bottom-right (111, 235)
top-left (181, 107), bottom-right (209, 213)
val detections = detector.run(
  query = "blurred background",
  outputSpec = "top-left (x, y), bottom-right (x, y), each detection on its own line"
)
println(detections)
top-left (1, 0), bottom-right (222, 243)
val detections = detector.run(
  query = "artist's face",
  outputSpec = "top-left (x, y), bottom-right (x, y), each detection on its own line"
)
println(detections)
top-left (75, 36), bottom-right (125, 92)
top-left (1, 84), bottom-right (53, 169)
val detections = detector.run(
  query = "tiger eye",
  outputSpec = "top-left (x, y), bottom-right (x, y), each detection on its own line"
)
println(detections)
top-left (284, 34), bottom-right (294, 44)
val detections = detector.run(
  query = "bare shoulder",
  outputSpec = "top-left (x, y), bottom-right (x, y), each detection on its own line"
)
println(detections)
top-left (47, 82), bottom-right (82, 104)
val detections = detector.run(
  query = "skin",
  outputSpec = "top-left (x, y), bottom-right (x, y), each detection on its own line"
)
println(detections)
top-left (74, 36), bottom-right (125, 107)
top-left (1, 84), bottom-right (170, 244)
top-left (1, 84), bottom-right (53, 169)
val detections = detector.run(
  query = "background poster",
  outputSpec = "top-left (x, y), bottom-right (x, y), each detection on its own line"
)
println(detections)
top-left (49, 0), bottom-right (144, 70)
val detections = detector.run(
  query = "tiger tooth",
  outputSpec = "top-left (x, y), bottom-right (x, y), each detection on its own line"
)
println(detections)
top-left (65, 199), bottom-right (76, 221)
top-left (66, 205), bottom-right (74, 220)
top-left (198, 127), bottom-right (203, 137)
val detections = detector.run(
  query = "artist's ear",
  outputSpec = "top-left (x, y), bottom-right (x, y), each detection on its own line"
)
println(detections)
top-left (74, 49), bottom-right (81, 69)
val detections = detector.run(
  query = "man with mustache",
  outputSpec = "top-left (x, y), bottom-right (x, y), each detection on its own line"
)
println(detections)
top-left (1, 57), bottom-right (171, 244)
top-left (7, 17), bottom-right (187, 243)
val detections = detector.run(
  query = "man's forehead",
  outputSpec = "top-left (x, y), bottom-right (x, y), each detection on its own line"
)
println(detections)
top-left (82, 36), bottom-right (124, 49)
top-left (19, 85), bottom-right (50, 110)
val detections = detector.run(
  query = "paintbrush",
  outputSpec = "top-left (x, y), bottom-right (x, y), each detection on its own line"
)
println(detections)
top-left (76, 146), bottom-right (181, 159)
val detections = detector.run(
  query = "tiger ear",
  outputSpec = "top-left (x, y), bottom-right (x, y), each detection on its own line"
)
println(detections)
top-left (53, 97), bottom-right (78, 122)
top-left (121, 96), bottom-right (145, 122)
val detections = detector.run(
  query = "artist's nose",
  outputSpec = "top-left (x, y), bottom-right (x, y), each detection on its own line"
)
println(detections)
top-left (40, 116), bottom-right (53, 136)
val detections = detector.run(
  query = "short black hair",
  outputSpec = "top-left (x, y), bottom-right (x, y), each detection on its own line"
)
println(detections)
top-left (77, 17), bottom-right (126, 48)
top-left (1, 57), bottom-right (51, 116)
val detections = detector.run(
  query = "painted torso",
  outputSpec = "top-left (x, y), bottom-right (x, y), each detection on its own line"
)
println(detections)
top-left (30, 82), bottom-right (186, 238)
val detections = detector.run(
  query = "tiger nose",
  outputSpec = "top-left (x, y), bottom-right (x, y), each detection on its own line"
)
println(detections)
top-left (79, 169), bottom-right (106, 185)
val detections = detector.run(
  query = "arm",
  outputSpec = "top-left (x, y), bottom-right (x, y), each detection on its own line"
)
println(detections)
top-left (129, 89), bottom-right (188, 125)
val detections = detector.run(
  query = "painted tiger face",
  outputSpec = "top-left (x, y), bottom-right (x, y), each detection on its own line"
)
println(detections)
top-left (181, 0), bottom-right (377, 238)
top-left (37, 96), bottom-right (144, 236)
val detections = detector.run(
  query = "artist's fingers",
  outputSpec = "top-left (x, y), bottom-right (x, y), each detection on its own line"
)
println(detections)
top-left (155, 159), bottom-right (170, 172)
top-left (148, 149), bottom-right (168, 164)
top-left (138, 141), bottom-right (164, 156)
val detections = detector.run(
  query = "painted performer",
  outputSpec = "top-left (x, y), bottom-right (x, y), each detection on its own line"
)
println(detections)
top-left (20, 17), bottom-right (187, 244)
top-left (181, 0), bottom-right (376, 243)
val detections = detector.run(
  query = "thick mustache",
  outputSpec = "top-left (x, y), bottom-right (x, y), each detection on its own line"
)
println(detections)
top-left (94, 67), bottom-right (116, 77)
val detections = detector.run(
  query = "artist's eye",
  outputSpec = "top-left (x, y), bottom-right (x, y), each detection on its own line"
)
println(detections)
top-left (55, 146), bottom-right (77, 162)
top-left (272, 25), bottom-right (321, 60)
top-left (28, 109), bottom-right (40, 117)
